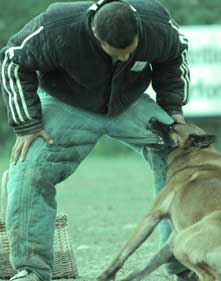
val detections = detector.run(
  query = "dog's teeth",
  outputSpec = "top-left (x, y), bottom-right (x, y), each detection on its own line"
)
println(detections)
top-left (158, 139), bottom-right (164, 144)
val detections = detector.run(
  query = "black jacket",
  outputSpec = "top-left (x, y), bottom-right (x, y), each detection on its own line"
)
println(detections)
top-left (0, 0), bottom-right (190, 134)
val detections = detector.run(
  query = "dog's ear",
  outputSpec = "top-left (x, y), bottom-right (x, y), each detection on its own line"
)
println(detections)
top-left (187, 134), bottom-right (216, 148)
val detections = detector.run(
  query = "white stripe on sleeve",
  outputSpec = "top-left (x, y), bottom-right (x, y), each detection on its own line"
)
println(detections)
top-left (1, 55), bottom-right (19, 124)
top-left (180, 50), bottom-right (190, 104)
top-left (1, 26), bottom-right (44, 125)
top-left (169, 19), bottom-right (190, 104)
top-left (7, 26), bottom-right (44, 59)
top-left (8, 62), bottom-right (25, 123)
top-left (14, 65), bottom-right (32, 121)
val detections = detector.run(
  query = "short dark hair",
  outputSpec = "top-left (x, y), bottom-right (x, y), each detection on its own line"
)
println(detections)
top-left (93, 2), bottom-right (139, 48)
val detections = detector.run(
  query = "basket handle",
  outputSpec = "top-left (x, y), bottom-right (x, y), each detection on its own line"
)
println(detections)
top-left (1, 170), bottom-right (8, 218)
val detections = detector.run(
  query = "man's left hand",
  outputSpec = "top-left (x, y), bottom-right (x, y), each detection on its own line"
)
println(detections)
top-left (171, 114), bottom-right (186, 125)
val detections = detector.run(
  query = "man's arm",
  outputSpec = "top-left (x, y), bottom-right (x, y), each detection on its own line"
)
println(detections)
top-left (0, 14), bottom-right (55, 163)
top-left (151, 20), bottom-right (190, 118)
top-left (0, 14), bottom-right (56, 134)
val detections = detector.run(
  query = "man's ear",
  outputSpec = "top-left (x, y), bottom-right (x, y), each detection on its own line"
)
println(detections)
top-left (187, 134), bottom-right (216, 148)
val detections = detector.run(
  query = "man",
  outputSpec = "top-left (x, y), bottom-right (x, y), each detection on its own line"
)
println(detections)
top-left (0, 0), bottom-right (193, 280)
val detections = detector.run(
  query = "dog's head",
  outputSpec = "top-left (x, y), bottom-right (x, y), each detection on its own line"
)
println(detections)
top-left (170, 123), bottom-right (216, 149)
top-left (149, 119), bottom-right (216, 150)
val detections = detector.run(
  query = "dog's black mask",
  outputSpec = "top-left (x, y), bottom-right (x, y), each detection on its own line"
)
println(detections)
top-left (149, 118), bottom-right (176, 148)
top-left (149, 119), bottom-right (216, 149)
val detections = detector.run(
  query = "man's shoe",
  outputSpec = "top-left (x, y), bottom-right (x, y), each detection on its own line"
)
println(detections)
top-left (10, 270), bottom-right (41, 281)
top-left (174, 270), bottom-right (198, 281)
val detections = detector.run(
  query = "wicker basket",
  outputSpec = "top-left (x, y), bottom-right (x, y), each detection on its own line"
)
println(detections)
top-left (0, 171), bottom-right (78, 279)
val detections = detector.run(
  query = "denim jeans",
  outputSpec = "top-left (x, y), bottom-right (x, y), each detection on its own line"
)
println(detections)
top-left (6, 91), bottom-right (185, 280)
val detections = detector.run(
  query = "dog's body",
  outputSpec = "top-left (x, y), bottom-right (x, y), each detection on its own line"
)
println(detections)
top-left (97, 124), bottom-right (221, 281)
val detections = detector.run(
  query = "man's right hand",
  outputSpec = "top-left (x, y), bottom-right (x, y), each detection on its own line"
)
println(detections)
top-left (11, 129), bottom-right (54, 165)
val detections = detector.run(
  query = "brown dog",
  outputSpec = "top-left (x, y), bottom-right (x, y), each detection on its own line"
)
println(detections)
top-left (97, 123), bottom-right (221, 281)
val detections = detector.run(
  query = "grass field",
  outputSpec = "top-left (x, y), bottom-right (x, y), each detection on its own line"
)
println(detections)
top-left (0, 149), bottom-right (173, 281)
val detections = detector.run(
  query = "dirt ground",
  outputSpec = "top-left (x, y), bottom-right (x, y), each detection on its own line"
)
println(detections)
top-left (55, 154), bottom-right (174, 281)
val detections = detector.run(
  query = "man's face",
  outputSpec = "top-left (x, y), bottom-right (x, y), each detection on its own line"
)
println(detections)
top-left (93, 28), bottom-right (138, 62)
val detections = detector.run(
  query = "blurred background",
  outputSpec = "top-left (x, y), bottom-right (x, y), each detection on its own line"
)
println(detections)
top-left (0, 1), bottom-right (221, 280)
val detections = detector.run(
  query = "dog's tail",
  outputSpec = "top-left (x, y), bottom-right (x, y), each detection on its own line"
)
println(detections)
top-left (122, 233), bottom-right (175, 281)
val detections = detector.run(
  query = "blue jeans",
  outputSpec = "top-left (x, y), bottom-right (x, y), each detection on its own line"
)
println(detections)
top-left (6, 91), bottom-right (185, 280)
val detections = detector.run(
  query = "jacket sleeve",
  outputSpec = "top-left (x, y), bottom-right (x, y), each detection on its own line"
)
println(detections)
top-left (0, 14), bottom-right (56, 135)
top-left (151, 20), bottom-right (190, 116)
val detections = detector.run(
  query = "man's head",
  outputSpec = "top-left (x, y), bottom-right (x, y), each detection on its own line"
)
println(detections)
top-left (92, 1), bottom-right (139, 62)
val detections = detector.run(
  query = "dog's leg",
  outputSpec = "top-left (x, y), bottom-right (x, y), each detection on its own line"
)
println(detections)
top-left (120, 232), bottom-right (175, 281)
top-left (174, 230), bottom-right (216, 281)
top-left (97, 210), bottom-right (163, 281)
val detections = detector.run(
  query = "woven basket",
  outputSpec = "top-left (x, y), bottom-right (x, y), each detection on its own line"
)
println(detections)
top-left (0, 171), bottom-right (78, 279)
